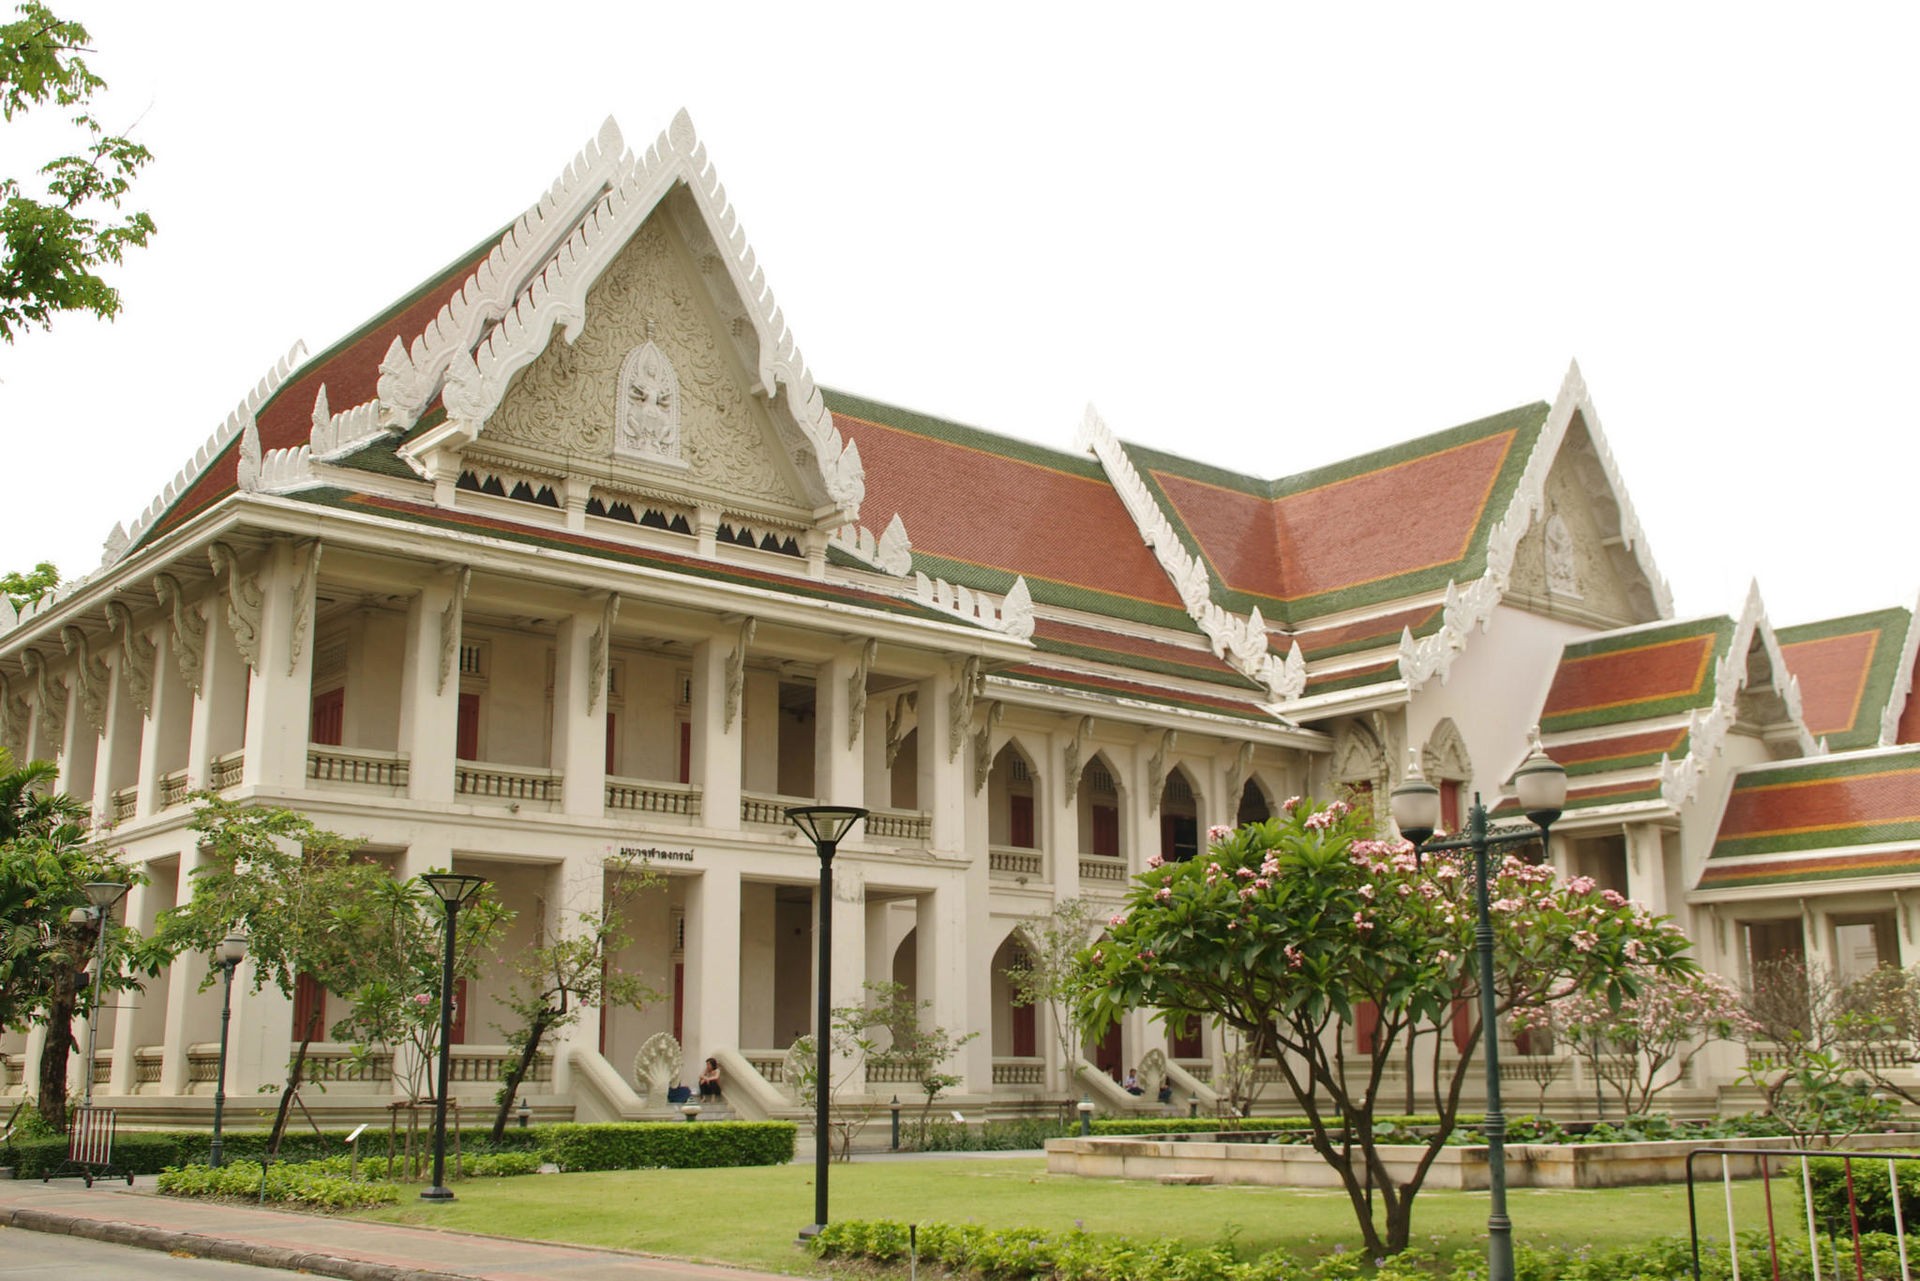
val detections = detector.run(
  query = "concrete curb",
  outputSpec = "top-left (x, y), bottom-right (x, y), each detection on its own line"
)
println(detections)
top-left (0, 1204), bottom-right (477, 1281)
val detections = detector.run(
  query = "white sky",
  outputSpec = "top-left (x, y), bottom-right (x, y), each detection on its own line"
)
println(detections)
top-left (2, 2), bottom-right (1914, 628)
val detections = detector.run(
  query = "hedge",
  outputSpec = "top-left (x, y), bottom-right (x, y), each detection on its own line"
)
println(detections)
top-left (4, 1120), bottom-right (793, 1179)
top-left (540, 1121), bottom-right (794, 1171)
top-left (157, 1160), bottom-right (400, 1210)
top-left (1087, 1113), bottom-right (1483, 1138)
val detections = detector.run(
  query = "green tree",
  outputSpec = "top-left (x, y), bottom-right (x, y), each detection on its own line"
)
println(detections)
top-left (150, 795), bottom-right (394, 1152)
top-left (865, 982), bottom-right (977, 1145)
top-left (1, 2), bottom-right (155, 342)
top-left (0, 561), bottom-right (58, 611)
top-left (489, 852), bottom-right (661, 1140)
top-left (0, 748), bottom-right (143, 1130)
top-left (1074, 798), bottom-right (1696, 1259)
top-left (1003, 896), bottom-right (1096, 1095)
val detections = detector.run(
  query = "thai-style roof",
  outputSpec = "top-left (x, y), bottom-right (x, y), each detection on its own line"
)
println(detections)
top-left (1539, 616), bottom-right (1736, 736)
top-left (1699, 746), bottom-right (1920, 890)
top-left (1777, 607), bottom-right (1916, 750)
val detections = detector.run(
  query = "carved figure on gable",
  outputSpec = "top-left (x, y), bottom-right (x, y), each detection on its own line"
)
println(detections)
top-left (1545, 512), bottom-right (1581, 598)
top-left (614, 337), bottom-right (684, 466)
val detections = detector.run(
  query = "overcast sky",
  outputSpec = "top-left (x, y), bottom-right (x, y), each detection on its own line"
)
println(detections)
top-left (2, 3), bottom-right (1914, 629)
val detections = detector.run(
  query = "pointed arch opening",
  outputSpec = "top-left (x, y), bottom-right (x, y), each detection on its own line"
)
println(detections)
top-left (1076, 751), bottom-right (1126, 871)
top-left (1159, 764), bottom-right (1201, 863)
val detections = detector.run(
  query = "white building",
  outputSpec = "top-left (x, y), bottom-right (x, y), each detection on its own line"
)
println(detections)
top-left (3, 113), bottom-right (1915, 1125)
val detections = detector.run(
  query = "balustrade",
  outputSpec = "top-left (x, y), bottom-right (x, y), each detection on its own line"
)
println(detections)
top-left (989, 846), bottom-right (1044, 879)
top-left (160, 771), bottom-right (189, 808)
top-left (1078, 856), bottom-right (1127, 884)
top-left (307, 745), bottom-right (410, 789)
top-left (210, 751), bottom-right (245, 791)
top-left (134, 1048), bottom-right (163, 1087)
top-left (446, 1046), bottom-right (551, 1084)
top-left (866, 808), bottom-right (932, 842)
top-left (604, 777), bottom-right (702, 816)
top-left (743, 1051), bottom-right (786, 1084)
top-left (456, 763), bottom-right (561, 805)
top-left (110, 788), bottom-right (136, 824)
top-left (992, 1057), bottom-right (1046, 1086)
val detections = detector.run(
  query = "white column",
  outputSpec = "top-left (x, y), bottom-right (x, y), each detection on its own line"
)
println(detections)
top-left (398, 578), bottom-right (460, 804)
top-left (1049, 729), bottom-right (1082, 898)
top-left (159, 845), bottom-right (209, 1095)
top-left (689, 636), bottom-right (741, 831)
top-left (829, 862), bottom-right (868, 1082)
top-left (549, 607), bottom-right (608, 820)
top-left (548, 859), bottom-right (604, 1096)
top-left (814, 646), bottom-right (865, 807)
top-left (1129, 742), bottom-right (1157, 875)
top-left (917, 669), bottom-right (966, 855)
top-left (916, 879), bottom-right (982, 1091)
top-left (741, 670), bottom-right (779, 795)
top-left (682, 867), bottom-right (742, 1061)
top-left (108, 876), bottom-right (159, 1096)
top-left (1623, 824), bottom-right (1669, 914)
top-left (240, 542), bottom-right (319, 789)
top-left (187, 604), bottom-right (247, 789)
top-left (87, 654), bottom-right (125, 824)
top-left (135, 628), bottom-right (173, 816)
top-left (54, 671), bottom-right (95, 803)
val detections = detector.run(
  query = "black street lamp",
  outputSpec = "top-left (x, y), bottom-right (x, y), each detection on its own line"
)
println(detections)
top-left (79, 881), bottom-right (129, 1110)
top-left (208, 932), bottom-right (248, 1167)
top-left (418, 871), bottom-right (487, 1203)
top-left (784, 805), bottom-right (868, 1242)
top-left (1390, 731), bottom-right (1565, 1281)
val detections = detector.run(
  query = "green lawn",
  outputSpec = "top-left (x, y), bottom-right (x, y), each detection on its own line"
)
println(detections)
top-left (354, 1156), bottom-right (1776, 1275)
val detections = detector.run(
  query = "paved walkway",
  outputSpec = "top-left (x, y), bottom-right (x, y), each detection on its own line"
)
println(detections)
top-left (0, 1176), bottom-right (796, 1281)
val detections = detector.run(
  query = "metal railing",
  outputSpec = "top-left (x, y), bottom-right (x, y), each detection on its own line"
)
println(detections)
top-left (307, 745), bottom-right (410, 789)
top-left (604, 777), bottom-right (701, 816)
top-left (455, 763), bottom-right (561, 804)
top-left (1687, 1146), bottom-right (1920, 1280)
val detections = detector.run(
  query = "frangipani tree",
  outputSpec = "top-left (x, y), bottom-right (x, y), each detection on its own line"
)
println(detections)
top-left (1073, 798), bottom-right (1695, 1259)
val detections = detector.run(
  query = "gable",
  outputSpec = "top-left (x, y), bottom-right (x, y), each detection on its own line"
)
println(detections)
top-left (1506, 411), bottom-right (1662, 628)
top-left (479, 206), bottom-right (811, 520)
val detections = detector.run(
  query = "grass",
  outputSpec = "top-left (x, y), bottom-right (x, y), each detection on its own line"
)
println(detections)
top-left (353, 1155), bottom-right (1779, 1275)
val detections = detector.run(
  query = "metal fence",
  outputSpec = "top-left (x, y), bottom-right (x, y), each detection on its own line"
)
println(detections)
top-left (1687, 1145), bottom-right (1920, 1281)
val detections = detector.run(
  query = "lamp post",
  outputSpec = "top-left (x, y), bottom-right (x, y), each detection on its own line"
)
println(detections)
top-left (784, 804), bottom-right (868, 1242)
top-left (79, 881), bottom-right (129, 1110)
top-left (418, 871), bottom-right (487, 1203)
top-left (1389, 731), bottom-right (1565, 1281)
top-left (208, 932), bottom-right (248, 1167)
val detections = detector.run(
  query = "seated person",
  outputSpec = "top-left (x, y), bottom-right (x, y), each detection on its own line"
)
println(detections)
top-left (1124, 1067), bottom-right (1144, 1096)
top-left (698, 1057), bottom-right (722, 1099)
top-left (1157, 1079), bottom-right (1174, 1105)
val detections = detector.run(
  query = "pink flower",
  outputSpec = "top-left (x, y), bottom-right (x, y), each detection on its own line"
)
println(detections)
top-left (1282, 796), bottom-right (1303, 811)
top-left (1108, 913), bottom-right (1127, 928)
top-left (1571, 931), bottom-right (1598, 953)
top-left (1227, 921), bottom-right (1239, 930)
top-left (1568, 875), bottom-right (1596, 895)
top-left (1491, 897), bottom-right (1522, 914)
top-left (1146, 852), bottom-right (1165, 869)
top-left (1601, 889), bottom-right (1627, 907)
top-left (1208, 824), bottom-right (1233, 843)
top-left (1305, 810), bottom-right (1336, 831)
top-left (1141, 949), bottom-right (1154, 960)
top-left (1155, 886), bottom-right (1173, 902)
top-left (1092, 949), bottom-right (1104, 964)
top-left (413, 993), bottom-right (432, 1006)
top-left (1436, 949), bottom-right (1454, 963)
top-left (1352, 912), bottom-right (1373, 933)
top-left (1357, 884), bottom-right (1375, 901)
top-left (1238, 886), bottom-right (1257, 901)
top-left (1236, 866), bottom-right (1256, 880)
top-left (1253, 878), bottom-right (1270, 891)
top-left (1283, 944), bottom-right (1303, 969)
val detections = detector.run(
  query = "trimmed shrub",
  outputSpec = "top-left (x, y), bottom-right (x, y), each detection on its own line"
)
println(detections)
top-left (540, 1121), bottom-right (795, 1171)
top-left (157, 1160), bottom-right (399, 1210)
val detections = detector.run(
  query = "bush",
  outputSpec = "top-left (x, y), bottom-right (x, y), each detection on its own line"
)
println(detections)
top-left (1806, 1156), bottom-right (1920, 1238)
top-left (1089, 1113), bottom-right (1484, 1139)
top-left (157, 1160), bottom-right (399, 1210)
top-left (540, 1121), bottom-right (794, 1171)
top-left (909, 1117), bottom-right (1073, 1152)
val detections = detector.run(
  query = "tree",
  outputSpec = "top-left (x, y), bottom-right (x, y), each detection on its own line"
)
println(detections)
top-left (865, 982), bottom-right (977, 1146)
top-left (1074, 799), bottom-right (1696, 1259)
top-left (0, 748), bottom-right (145, 1130)
top-left (0, 561), bottom-right (57, 611)
top-left (489, 852), bottom-right (661, 1140)
top-left (1, 3), bottom-right (154, 341)
top-left (1004, 896), bottom-right (1097, 1094)
top-left (1534, 966), bottom-right (1752, 1116)
top-left (1737, 957), bottom-right (1906, 1144)
top-left (150, 795), bottom-right (394, 1151)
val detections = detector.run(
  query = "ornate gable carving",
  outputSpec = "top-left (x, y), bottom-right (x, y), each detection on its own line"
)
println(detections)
top-left (482, 216), bottom-right (806, 514)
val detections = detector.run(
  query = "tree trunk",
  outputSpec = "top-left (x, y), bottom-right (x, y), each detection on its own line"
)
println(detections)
top-left (35, 968), bottom-right (80, 1132)
top-left (490, 1016), bottom-right (550, 1142)
top-left (267, 1035), bottom-right (313, 1156)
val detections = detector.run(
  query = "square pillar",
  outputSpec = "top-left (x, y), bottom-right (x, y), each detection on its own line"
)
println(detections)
top-left (549, 606), bottom-right (609, 820)
top-left (159, 845), bottom-right (209, 1095)
top-left (135, 628), bottom-right (174, 816)
top-left (1049, 729), bottom-right (1082, 898)
top-left (188, 603), bottom-right (247, 790)
top-left (1624, 823), bottom-right (1669, 915)
top-left (240, 541), bottom-right (319, 790)
top-left (682, 867), bottom-right (742, 1061)
top-left (915, 881), bottom-right (980, 1090)
top-left (916, 669), bottom-right (966, 855)
top-left (813, 646), bottom-right (866, 807)
top-left (689, 636), bottom-right (741, 831)
top-left (108, 876), bottom-right (161, 1095)
top-left (398, 578), bottom-right (461, 805)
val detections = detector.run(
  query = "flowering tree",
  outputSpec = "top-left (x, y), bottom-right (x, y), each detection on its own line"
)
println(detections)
top-left (1519, 961), bottom-right (1752, 1115)
top-left (1073, 798), bottom-right (1696, 1259)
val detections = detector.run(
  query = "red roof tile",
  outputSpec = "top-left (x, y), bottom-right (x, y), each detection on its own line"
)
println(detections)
top-left (1780, 629), bottom-right (1882, 740)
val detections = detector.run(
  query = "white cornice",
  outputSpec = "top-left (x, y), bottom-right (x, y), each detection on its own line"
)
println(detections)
top-left (404, 111), bottom-right (863, 518)
top-left (1075, 404), bottom-right (1303, 700)
top-left (1398, 361), bottom-right (1677, 692)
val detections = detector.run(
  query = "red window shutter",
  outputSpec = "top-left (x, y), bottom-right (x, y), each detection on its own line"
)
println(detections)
top-left (292, 972), bottom-right (326, 1042)
top-left (1440, 782), bottom-right (1462, 834)
top-left (678, 721), bottom-right (691, 785)
top-left (1092, 805), bottom-right (1120, 857)
top-left (672, 963), bottom-right (684, 1047)
top-left (310, 689), bottom-right (343, 746)
top-left (449, 978), bottom-right (468, 1046)
top-left (605, 712), bottom-right (618, 775)
top-left (1012, 1000), bottom-right (1036, 1058)
top-left (1010, 794), bottom-right (1035, 847)
top-left (456, 693), bottom-right (480, 761)
top-left (1355, 1001), bottom-right (1380, 1054)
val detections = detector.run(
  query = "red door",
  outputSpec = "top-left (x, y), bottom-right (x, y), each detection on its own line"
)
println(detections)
top-left (292, 972), bottom-right (327, 1041)
top-left (310, 689), bottom-right (343, 746)
top-left (1010, 794), bottom-right (1035, 847)
top-left (456, 693), bottom-right (480, 761)
top-left (605, 712), bottom-right (618, 775)
top-left (1092, 805), bottom-right (1120, 857)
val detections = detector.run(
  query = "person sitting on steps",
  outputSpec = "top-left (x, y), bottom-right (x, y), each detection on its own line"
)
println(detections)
top-left (698, 1057), bottom-right (722, 1099)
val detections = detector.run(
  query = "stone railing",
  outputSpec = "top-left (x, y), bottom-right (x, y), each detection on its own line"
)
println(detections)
top-left (0, 1052), bottom-right (18, 1093)
top-left (741, 792), bottom-right (812, 827)
top-left (307, 745), bottom-right (410, 790)
top-left (865, 1057), bottom-right (923, 1086)
top-left (448, 1046), bottom-right (551, 1084)
top-left (867, 808), bottom-right (932, 841)
top-left (456, 763), bottom-right (561, 805)
top-left (134, 1047), bottom-right (163, 1086)
top-left (110, 787), bottom-right (136, 824)
top-left (1079, 856), bottom-right (1127, 884)
top-left (989, 846), bottom-right (1044, 879)
top-left (743, 1050), bottom-right (787, 1084)
top-left (303, 1048), bottom-right (394, 1084)
top-left (993, 1057), bottom-right (1046, 1086)
top-left (605, 777), bottom-right (702, 817)
top-left (160, 770), bottom-right (190, 808)
top-left (1175, 1060), bottom-right (1213, 1083)
top-left (210, 751), bottom-right (245, 792)
top-left (91, 1053), bottom-right (111, 1085)
top-left (186, 1044), bottom-right (220, 1085)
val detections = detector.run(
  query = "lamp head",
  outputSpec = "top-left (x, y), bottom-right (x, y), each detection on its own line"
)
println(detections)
top-left (784, 805), bottom-right (869, 849)
top-left (83, 881), bottom-right (129, 911)
top-left (1512, 726), bottom-right (1567, 828)
top-left (215, 932), bottom-right (249, 966)
top-left (1388, 748), bottom-right (1439, 849)
top-left (420, 871), bottom-right (488, 907)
